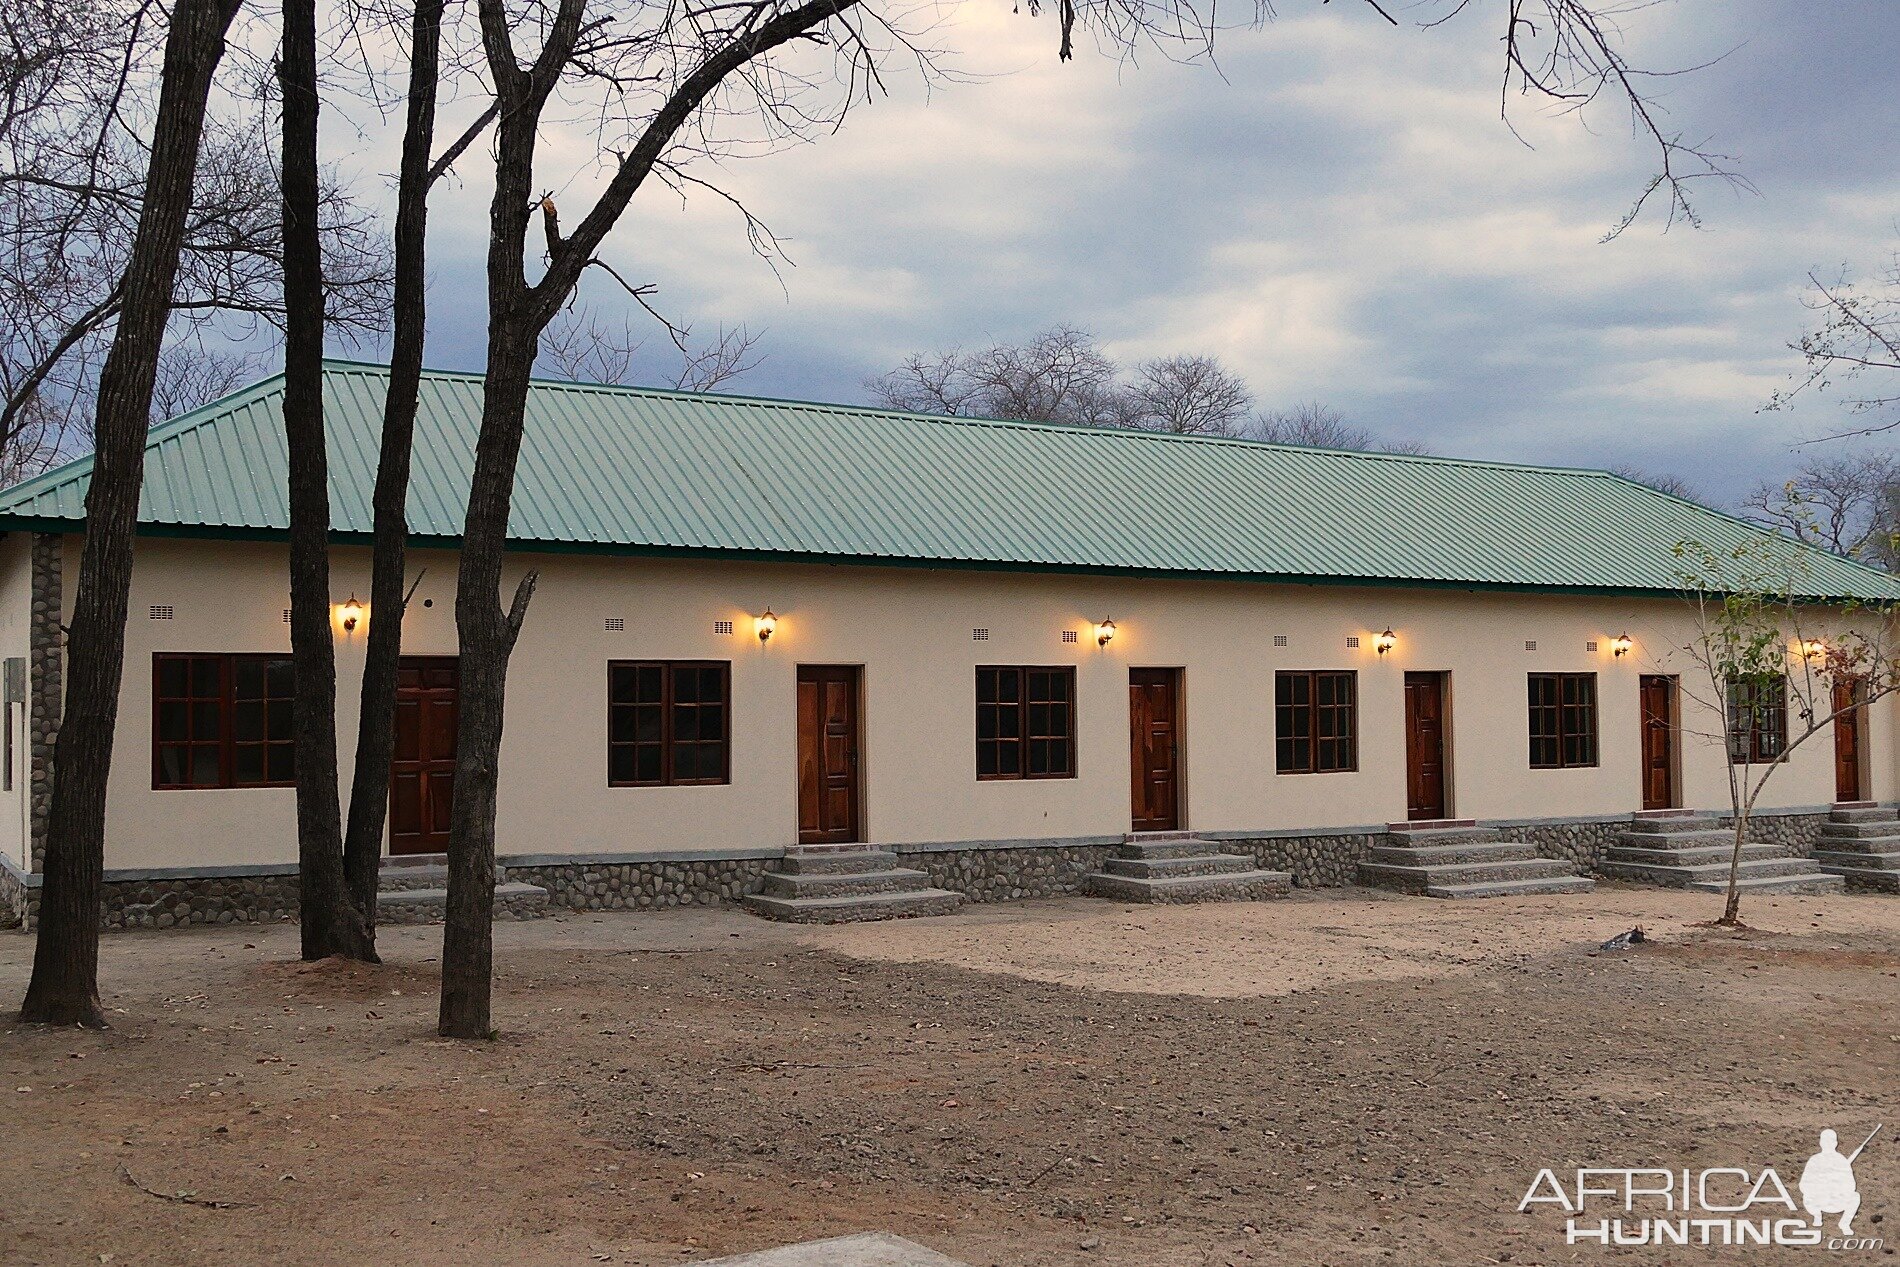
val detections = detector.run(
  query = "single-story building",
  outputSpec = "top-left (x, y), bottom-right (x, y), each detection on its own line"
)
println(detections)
top-left (0, 360), bottom-right (1894, 926)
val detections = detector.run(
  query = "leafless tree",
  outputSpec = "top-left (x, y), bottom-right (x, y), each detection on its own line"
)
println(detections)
top-left (1123, 355), bottom-right (1253, 436)
top-left (0, 0), bottom-right (389, 481)
top-left (538, 306), bottom-right (764, 392)
top-left (1740, 451), bottom-right (1900, 569)
top-left (20, 0), bottom-right (248, 1027)
top-left (868, 326), bottom-right (1125, 426)
top-left (1771, 253), bottom-right (1900, 439)
top-left (1607, 461), bottom-right (1699, 503)
top-left (1253, 401), bottom-right (1432, 455)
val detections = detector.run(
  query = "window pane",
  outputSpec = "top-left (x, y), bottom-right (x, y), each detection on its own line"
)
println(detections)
top-left (267, 700), bottom-right (293, 741)
top-left (266, 744), bottom-right (294, 783)
top-left (995, 670), bottom-right (1020, 703)
top-left (234, 745), bottom-right (264, 785)
top-left (1047, 738), bottom-right (1070, 776)
top-left (609, 746), bottom-right (636, 784)
top-left (636, 665), bottom-right (663, 704)
top-left (699, 667), bottom-right (726, 704)
top-left (673, 705), bottom-right (700, 742)
top-left (610, 706), bottom-right (638, 743)
top-left (191, 701), bottom-right (220, 739)
top-left (672, 667), bottom-right (700, 705)
top-left (158, 745), bottom-right (189, 784)
top-left (1027, 738), bottom-right (1050, 776)
top-left (234, 659), bottom-right (265, 700)
top-left (977, 706), bottom-right (999, 741)
top-left (674, 743), bottom-right (700, 781)
top-left (158, 658), bottom-right (188, 697)
top-left (233, 701), bottom-right (265, 742)
top-left (976, 669), bottom-right (999, 705)
top-left (157, 702), bottom-right (189, 742)
top-left (634, 705), bottom-right (662, 744)
top-left (610, 665), bottom-right (637, 704)
top-left (698, 704), bottom-right (724, 743)
top-left (190, 746), bottom-right (220, 786)
top-left (994, 742), bottom-right (1020, 776)
top-left (266, 659), bottom-right (294, 698)
top-left (190, 658), bottom-right (220, 696)
top-left (977, 742), bottom-right (999, 777)
top-left (701, 739), bottom-right (727, 782)
top-left (635, 745), bottom-right (662, 783)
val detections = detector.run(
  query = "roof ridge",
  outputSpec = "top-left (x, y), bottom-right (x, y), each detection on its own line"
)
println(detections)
top-left (319, 357), bottom-right (1638, 485)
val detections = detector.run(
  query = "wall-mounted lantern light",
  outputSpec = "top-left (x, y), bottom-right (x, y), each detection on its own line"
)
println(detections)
top-left (1374, 627), bottom-right (1396, 657)
top-left (1611, 632), bottom-right (1632, 658)
top-left (339, 594), bottom-right (364, 634)
top-left (1095, 617), bottom-right (1117, 647)
top-left (1800, 638), bottom-right (1826, 660)
top-left (756, 609), bottom-right (778, 643)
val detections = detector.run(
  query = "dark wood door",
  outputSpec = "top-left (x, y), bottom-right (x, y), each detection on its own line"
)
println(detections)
top-left (797, 666), bottom-right (861, 844)
top-left (390, 657), bottom-right (457, 856)
top-left (1639, 674), bottom-right (1677, 811)
top-left (1403, 671), bottom-right (1448, 821)
top-left (1129, 668), bottom-right (1182, 832)
top-left (1834, 679), bottom-right (1863, 803)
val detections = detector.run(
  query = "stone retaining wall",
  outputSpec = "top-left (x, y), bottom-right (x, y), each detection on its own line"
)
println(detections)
top-left (504, 852), bottom-right (775, 912)
top-left (1212, 831), bottom-right (1378, 888)
top-left (892, 840), bottom-right (1118, 901)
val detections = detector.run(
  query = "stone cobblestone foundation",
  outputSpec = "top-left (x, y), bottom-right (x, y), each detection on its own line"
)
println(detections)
top-left (3, 864), bottom-right (299, 932)
top-left (28, 533), bottom-right (62, 872)
top-left (378, 884), bottom-right (550, 924)
top-left (1210, 830), bottom-right (1379, 888)
top-left (1497, 817), bottom-right (1627, 875)
top-left (503, 851), bottom-right (776, 911)
top-left (891, 840), bottom-right (1119, 901)
top-left (1731, 808), bottom-right (1831, 857)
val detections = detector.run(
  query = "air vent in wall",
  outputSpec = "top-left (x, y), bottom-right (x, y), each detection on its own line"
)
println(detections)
top-left (972, 628), bottom-right (989, 641)
top-left (1061, 630), bottom-right (1078, 644)
top-left (1345, 635), bottom-right (1360, 649)
top-left (714, 620), bottom-right (733, 636)
top-left (149, 605), bottom-right (174, 620)
top-left (1586, 640), bottom-right (1598, 652)
top-left (1525, 640), bottom-right (1538, 651)
top-left (604, 617), bottom-right (624, 631)
top-left (283, 609), bottom-right (292, 623)
top-left (1273, 634), bottom-right (1288, 647)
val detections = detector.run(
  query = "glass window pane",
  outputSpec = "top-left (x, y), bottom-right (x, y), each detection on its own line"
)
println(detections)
top-left (266, 744), bottom-right (294, 784)
top-left (635, 706), bottom-right (662, 743)
top-left (190, 658), bottom-right (220, 696)
top-left (994, 742), bottom-right (1020, 776)
top-left (673, 705), bottom-right (700, 742)
top-left (977, 707), bottom-right (998, 741)
top-left (977, 742), bottom-right (998, 777)
top-left (610, 706), bottom-right (638, 743)
top-left (636, 665), bottom-right (663, 704)
top-left (672, 667), bottom-right (699, 705)
top-left (157, 702), bottom-right (189, 742)
top-left (233, 701), bottom-right (265, 742)
top-left (191, 701), bottom-right (221, 740)
top-left (1046, 739), bottom-right (1070, 776)
top-left (700, 667), bottom-right (726, 704)
top-left (158, 658), bottom-right (188, 697)
top-left (267, 700), bottom-right (292, 741)
top-left (996, 671), bottom-right (1020, 703)
top-left (701, 740), bottom-right (726, 781)
top-left (698, 704), bottom-right (724, 742)
top-left (674, 744), bottom-right (700, 781)
top-left (158, 745), bottom-right (188, 784)
top-left (977, 670), bottom-right (999, 705)
top-left (610, 665), bottom-right (636, 704)
top-left (234, 659), bottom-right (265, 700)
top-left (234, 745), bottom-right (264, 785)
top-left (610, 746), bottom-right (636, 784)
top-left (266, 659), bottom-right (294, 698)
top-left (190, 745), bottom-right (220, 786)
top-left (635, 745), bottom-right (662, 783)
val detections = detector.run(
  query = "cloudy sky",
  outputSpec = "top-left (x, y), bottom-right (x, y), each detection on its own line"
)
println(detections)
top-left (337, 0), bottom-right (1900, 505)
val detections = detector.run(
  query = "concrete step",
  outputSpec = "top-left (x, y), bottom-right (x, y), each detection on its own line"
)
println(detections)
top-left (1104, 853), bottom-right (1255, 879)
top-left (1597, 856), bottom-right (1828, 888)
top-left (1613, 828), bottom-right (1737, 850)
top-left (1810, 837), bottom-right (1900, 857)
top-left (1359, 856), bottom-right (1579, 895)
top-left (1381, 826), bottom-right (1503, 848)
top-left (1681, 873), bottom-right (1846, 895)
top-left (378, 859), bottom-right (506, 892)
top-left (1814, 864), bottom-right (1900, 893)
top-left (1423, 875), bottom-right (1597, 899)
top-left (1819, 821), bottom-right (1900, 841)
top-left (1830, 805), bottom-right (1897, 824)
top-left (1812, 849), bottom-right (1900, 872)
top-left (1364, 842), bottom-right (1538, 867)
top-left (740, 888), bottom-right (963, 924)
top-left (1114, 838), bottom-right (1226, 860)
top-left (1624, 816), bottom-right (1724, 835)
top-left (773, 848), bottom-right (900, 876)
top-left (376, 882), bottom-right (551, 924)
top-left (760, 868), bottom-right (933, 900)
top-left (1605, 843), bottom-right (1787, 867)
top-left (1082, 869), bottom-right (1292, 904)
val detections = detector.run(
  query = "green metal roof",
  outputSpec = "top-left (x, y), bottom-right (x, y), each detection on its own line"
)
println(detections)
top-left (1, 359), bottom-right (1893, 599)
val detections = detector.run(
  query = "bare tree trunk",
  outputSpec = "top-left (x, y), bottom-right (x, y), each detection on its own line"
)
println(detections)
top-left (339, 0), bottom-right (449, 949)
top-left (280, 0), bottom-right (368, 961)
top-left (1722, 810), bottom-right (1747, 926)
top-left (18, 0), bottom-right (244, 1026)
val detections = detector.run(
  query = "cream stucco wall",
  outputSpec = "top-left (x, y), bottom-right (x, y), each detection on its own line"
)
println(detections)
top-left (71, 534), bottom-right (1899, 871)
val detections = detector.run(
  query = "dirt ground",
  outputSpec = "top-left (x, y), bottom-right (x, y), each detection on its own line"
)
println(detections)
top-left (0, 884), bottom-right (1895, 1267)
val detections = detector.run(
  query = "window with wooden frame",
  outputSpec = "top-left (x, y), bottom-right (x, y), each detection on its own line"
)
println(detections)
top-left (152, 653), bottom-right (296, 789)
top-left (1726, 675), bottom-right (1788, 764)
top-left (608, 661), bottom-right (730, 786)
top-left (1528, 672), bottom-right (1598, 769)
top-left (1275, 670), bottom-right (1358, 773)
top-left (976, 666), bottom-right (1076, 780)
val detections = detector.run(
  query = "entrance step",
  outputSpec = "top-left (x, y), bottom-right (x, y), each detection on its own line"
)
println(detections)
top-left (376, 881), bottom-right (552, 924)
top-left (743, 848), bottom-right (963, 923)
top-left (1600, 813), bottom-right (1844, 893)
top-left (1816, 806), bottom-right (1900, 890)
top-left (1359, 826), bottom-right (1593, 898)
top-left (1082, 835), bottom-right (1291, 903)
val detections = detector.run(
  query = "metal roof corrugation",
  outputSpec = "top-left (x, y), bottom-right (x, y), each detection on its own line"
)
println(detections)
top-left (1, 359), bottom-right (1895, 600)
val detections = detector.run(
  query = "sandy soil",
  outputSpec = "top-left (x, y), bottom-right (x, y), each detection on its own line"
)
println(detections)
top-left (0, 884), bottom-right (1895, 1266)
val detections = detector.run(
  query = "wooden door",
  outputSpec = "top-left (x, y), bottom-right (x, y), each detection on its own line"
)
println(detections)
top-left (797, 666), bottom-right (861, 844)
top-left (1834, 679), bottom-right (1863, 803)
top-left (1639, 674), bottom-right (1677, 811)
top-left (1129, 668), bottom-right (1182, 832)
top-left (390, 657), bottom-right (458, 856)
top-left (1403, 671), bottom-right (1448, 821)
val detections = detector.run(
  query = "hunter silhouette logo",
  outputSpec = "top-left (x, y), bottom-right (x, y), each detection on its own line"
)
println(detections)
top-left (1802, 1126), bottom-right (1879, 1236)
top-left (1519, 1124), bottom-right (1885, 1250)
